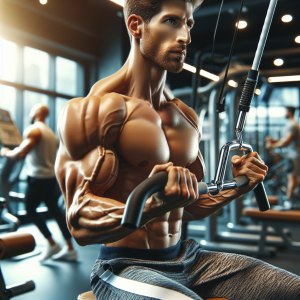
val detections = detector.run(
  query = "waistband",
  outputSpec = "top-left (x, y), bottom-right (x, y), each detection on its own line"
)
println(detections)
top-left (98, 240), bottom-right (182, 261)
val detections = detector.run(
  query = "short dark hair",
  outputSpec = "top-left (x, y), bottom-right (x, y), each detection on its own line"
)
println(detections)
top-left (286, 106), bottom-right (296, 116)
top-left (124, 0), bottom-right (204, 24)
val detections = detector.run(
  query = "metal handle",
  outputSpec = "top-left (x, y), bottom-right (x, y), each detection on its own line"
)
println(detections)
top-left (121, 172), bottom-right (250, 229)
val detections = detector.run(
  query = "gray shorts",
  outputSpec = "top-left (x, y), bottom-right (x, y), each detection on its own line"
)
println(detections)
top-left (281, 153), bottom-right (300, 176)
top-left (91, 239), bottom-right (300, 300)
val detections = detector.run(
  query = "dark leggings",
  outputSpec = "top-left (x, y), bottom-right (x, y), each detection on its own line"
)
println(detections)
top-left (25, 176), bottom-right (71, 240)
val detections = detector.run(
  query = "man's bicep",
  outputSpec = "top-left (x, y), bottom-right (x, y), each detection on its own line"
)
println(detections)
top-left (56, 144), bottom-right (119, 204)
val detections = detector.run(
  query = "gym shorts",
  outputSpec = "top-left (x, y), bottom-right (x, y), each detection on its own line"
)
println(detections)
top-left (91, 239), bottom-right (300, 300)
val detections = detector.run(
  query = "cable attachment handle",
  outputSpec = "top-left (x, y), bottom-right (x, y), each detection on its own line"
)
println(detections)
top-left (216, 97), bottom-right (226, 113)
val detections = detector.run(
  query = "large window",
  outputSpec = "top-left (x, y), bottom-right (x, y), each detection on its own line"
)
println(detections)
top-left (56, 57), bottom-right (77, 96)
top-left (0, 84), bottom-right (17, 121)
top-left (24, 47), bottom-right (50, 90)
top-left (0, 38), bottom-right (84, 135)
top-left (0, 39), bottom-right (18, 82)
top-left (55, 97), bottom-right (69, 134)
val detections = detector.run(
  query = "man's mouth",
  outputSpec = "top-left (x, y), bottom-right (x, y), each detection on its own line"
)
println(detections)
top-left (170, 49), bottom-right (186, 58)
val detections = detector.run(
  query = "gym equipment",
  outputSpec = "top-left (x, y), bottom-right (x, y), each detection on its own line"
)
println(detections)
top-left (243, 207), bottom-right (300, 252)
top-left (0, 216), bottom-right (36, 299)
top-left (0, 109), bottom-right (22, 232)
top-left (79, 175), bottom-right (249, 300)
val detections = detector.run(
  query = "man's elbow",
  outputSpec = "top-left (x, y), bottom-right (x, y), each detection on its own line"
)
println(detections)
top-left (70, 228), bottom-right (95, 246)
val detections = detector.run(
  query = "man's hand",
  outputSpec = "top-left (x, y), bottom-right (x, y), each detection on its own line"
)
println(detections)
top-left (231, 152), bottom-right (268, 194)
top-left (265, 136), bottom-right (273, 150)
top-left (149, 162), bottom-right (199, 212)
top-left (0, 147), bottom-right (10, 157)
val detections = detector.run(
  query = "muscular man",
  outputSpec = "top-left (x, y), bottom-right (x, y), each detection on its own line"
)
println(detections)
top-left (266, 106), bottom-right (300, 206)
top-left (1, 104), bottom-right (77, 262)
top-left (55, 0), bottom-right (300, 299)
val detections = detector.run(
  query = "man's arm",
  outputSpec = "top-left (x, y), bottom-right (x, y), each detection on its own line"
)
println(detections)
top-left (184, 152), bottom-right (268, 222)
top-left (55, 94), bottom-right (162, 246)
top-left (172, 99), bottom-right (267, 222)
top-left (0, 126), bottom-right (41, 159)
top-left (268, 132), bottom-right (295, 149)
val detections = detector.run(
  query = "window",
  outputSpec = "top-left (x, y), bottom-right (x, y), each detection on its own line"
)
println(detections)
top-left (0, 39), bottom-right (18, 82)
top-left (55, 97), bottom-right (69, 133)
top-left (24, 46), bottom-right (50, 90)
top-left (0, 39), bottom-right (84, 135)
top-left (56, 57), bottom-right (77, 96)
top-left (0, 84), bottom-right (17, 121)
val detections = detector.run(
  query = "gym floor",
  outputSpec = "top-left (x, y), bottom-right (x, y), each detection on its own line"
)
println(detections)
top-left (1, 220), bottom-right (300, 300)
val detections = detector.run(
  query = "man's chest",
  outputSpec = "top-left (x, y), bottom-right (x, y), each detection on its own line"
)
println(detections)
top-left (115, 99), bottom-right (199, 172)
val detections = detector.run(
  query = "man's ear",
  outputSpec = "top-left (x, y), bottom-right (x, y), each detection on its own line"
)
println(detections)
top-left (127, 15), bottom-right (143, 40)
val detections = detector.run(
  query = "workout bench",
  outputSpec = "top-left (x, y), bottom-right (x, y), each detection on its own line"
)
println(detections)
top-left (243, 207), bottom-right (300, 253)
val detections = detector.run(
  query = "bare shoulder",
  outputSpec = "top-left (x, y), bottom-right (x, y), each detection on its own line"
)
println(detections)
top-left (23, 124), bottom-right (42, 141)
top-left (170, 98), bottom-right (201, 135)
top-left (58, 93), bottom-right (126, 160)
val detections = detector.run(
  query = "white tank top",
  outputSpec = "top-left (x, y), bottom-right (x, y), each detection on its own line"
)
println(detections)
top-left (25, 122), bottom-right (58, 178)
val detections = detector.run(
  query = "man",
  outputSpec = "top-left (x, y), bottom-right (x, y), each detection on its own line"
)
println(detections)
top-left (266, 106), bottom-right (300, 206)
top-left (1, 104), bottom-right (77, 262)
top-left (55, 0), bottom-right (300, 299)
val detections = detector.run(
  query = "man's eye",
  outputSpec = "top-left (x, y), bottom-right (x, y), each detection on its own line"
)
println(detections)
top-left (166, 19), bottom-right (176, 25)
top-left (187, 23), bottom-right (192, 29)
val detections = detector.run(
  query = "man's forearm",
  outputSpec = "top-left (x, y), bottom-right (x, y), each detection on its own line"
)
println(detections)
top-left (69, 194), bottom-right (163, 246)
top-left (2, 147), bottom-right (24, 160)
top-left (183, 188), bottom-right (243, 222)
top-left (271, 138), bottom-right (289, 149)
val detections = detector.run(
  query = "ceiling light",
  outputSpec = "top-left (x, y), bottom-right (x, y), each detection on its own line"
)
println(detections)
top-left (236, 21), bottom-right (247, 29)
top-left (255, 89), bottom-right (261, 95)
top-left (39, 0), bottom-right (47, 4)
top-left (200, 70), bottom-right (220, 81)
top-left (295, 36), bottom-right (300, 44)
top-left (228, 80), bottom-right (238, 88)
top-left (268, 75), bottom-right (300, 83)
top-left (183, 63), bottom-right (196, 73)
top-left (274, 58), bottom-right (284, 66)
top-left (281, 15), bottom-right (293, 23)
top-left (110, 0), bottom-right (124, 6)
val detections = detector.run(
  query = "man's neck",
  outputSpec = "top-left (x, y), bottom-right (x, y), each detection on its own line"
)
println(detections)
top-left (34, 118), bottom-right (45, 124)
top-left (123, 39), bottom-right (167, 109)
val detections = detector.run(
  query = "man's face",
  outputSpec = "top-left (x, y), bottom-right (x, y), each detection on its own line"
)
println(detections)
top-left (140, 0), bottom-right (194, 73)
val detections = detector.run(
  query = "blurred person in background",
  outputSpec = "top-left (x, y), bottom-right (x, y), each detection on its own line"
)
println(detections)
top-left (0, 103), bottom-right (77, 261)
top-left (266, 106), bottom-right (300, 208)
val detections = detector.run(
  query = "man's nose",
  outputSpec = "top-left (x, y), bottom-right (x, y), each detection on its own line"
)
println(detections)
top-left (176, 24), bottom-right (191, 45)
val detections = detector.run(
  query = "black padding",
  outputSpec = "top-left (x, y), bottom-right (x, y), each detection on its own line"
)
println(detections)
top-left (122, 172), bottom-right (168, 229)
top-left (198, 182), bottom-right (208, 195)
top-left (233, 175), bottom-right (249, 187)
top-left (254, 182), bottom-right (270, 211)
top-left (248, 69), bottom-right (259, 81)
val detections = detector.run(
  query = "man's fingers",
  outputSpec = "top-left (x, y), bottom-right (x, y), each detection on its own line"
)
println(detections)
top-left (245, 152), bottom-right (265, 164)
top-left (149, 162), bottom-right (173, 177)
top-left (231, 155), bottom-right (242, 165)
top-left (178, 168), bottom-right (190, 200)
top-left (235, 167), bottom-right (266, 182)
top-left (236, 156), bottom-right (268, 171)
top-left (184, 169), bottom-right (197, 201)
top-left (191, 173), bottom-right (199, 200)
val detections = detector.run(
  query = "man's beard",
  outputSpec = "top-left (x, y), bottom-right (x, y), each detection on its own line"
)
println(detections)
top-left (140, 27), bottom-right (185, 73)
